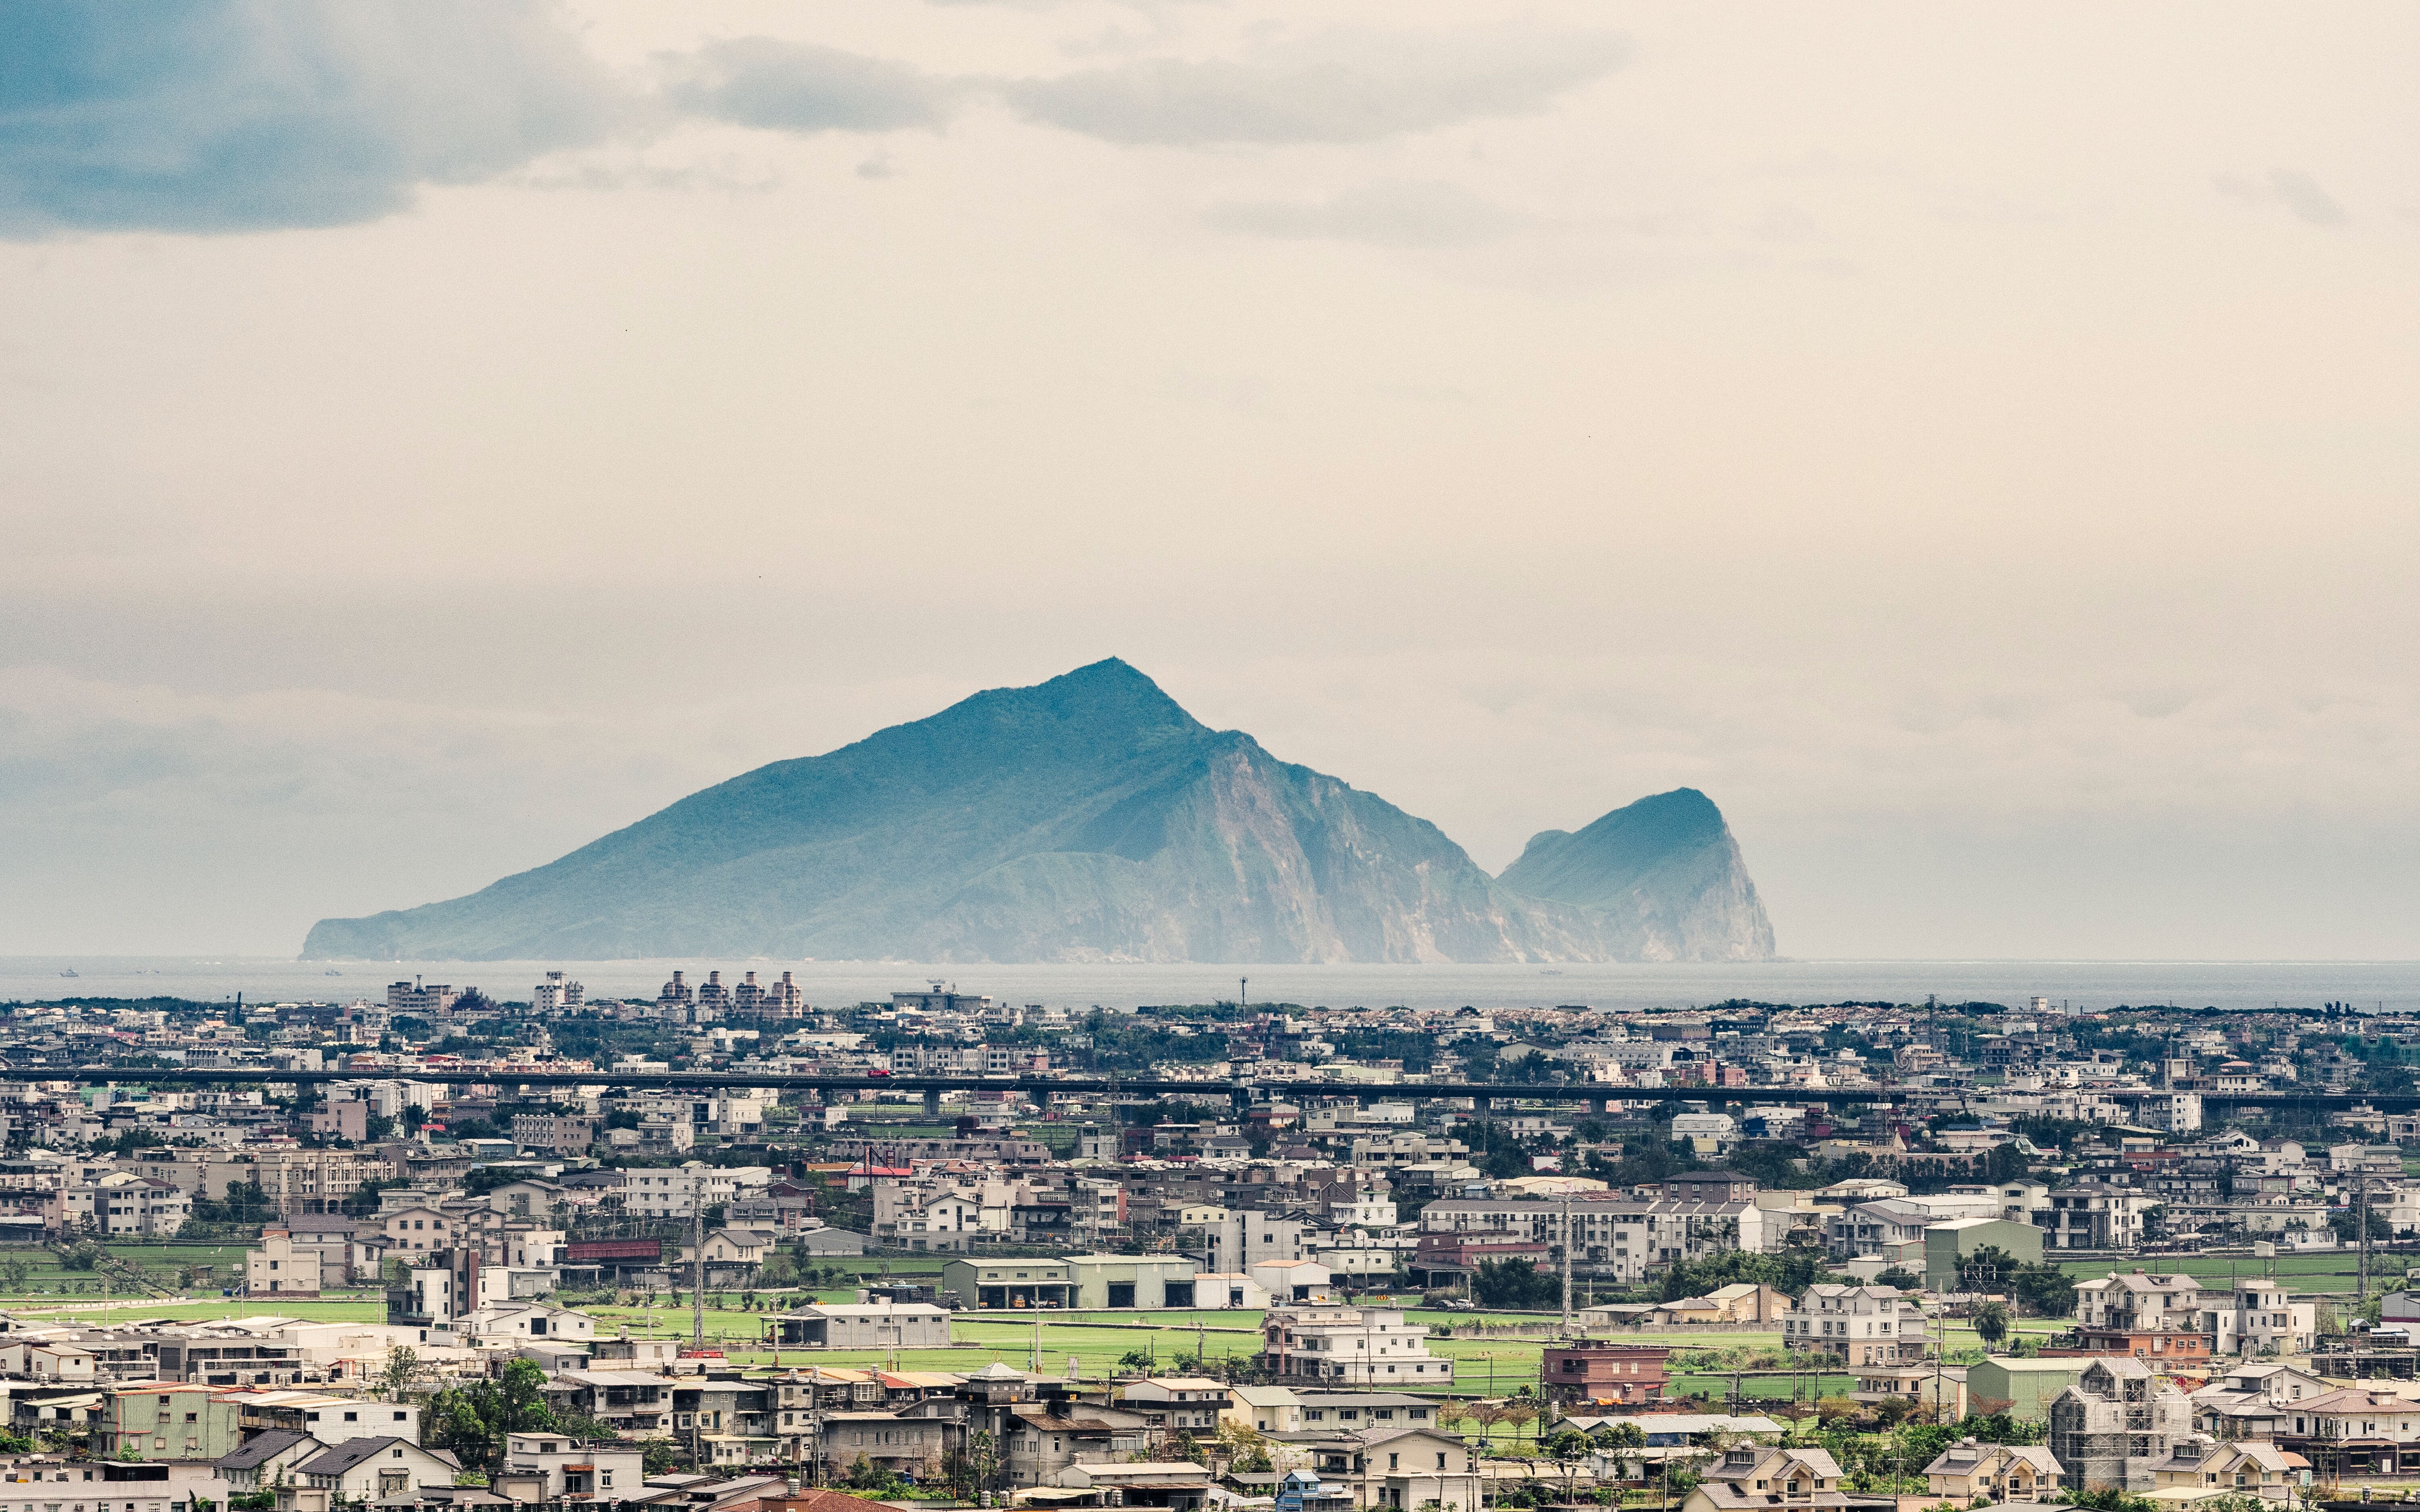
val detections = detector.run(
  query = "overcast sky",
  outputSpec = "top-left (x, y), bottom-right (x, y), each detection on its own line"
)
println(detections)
top-left (3, 1), bottom-right (2416, 960)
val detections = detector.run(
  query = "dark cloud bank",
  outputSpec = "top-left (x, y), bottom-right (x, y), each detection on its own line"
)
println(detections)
top-left (0, 1), bottom-right (1626, 235)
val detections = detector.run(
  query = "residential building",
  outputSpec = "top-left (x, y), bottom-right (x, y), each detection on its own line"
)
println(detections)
top-left (2047, 1358), bottom-right (2194, 1493)
top-left (1260, 1306), bottom-right (1454, 1385)
top-left (1539, 1341), bottom-right (1669, 1406)
top-left (1678, 1445), bottom-right (1850, 1512)
top-left (246, 1230), bottom-right (323, 1297)
top-left (2039, 1186), bottom-right (2152, 1250)
top-left (1780, 1285), bottom-right (1923, 1367)
top-left (497, 1434), bottom-right (643, 1499)
top-left (1921, 1441), bottom-right (2061, 1503)
top-left (2148, 1438), bottom-right (2306, 1504)
top-left (94, 1384), bottom-right (241, 1460)
top-left (291, 1437), bottom-right (459, 1502)
top-left (1120, 1379), bottom-right (1231, 1435)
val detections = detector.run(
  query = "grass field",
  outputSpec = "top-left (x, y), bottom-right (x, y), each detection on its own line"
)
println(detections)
top-left (0, 1298), bottom-right (384, 1323)
top-left (2055, 1252), bottom-right (2412, 1294)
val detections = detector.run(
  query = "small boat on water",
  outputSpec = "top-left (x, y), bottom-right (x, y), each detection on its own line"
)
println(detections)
top-left (58, 969), bottom-right (78, 979)
top-left (324, 968), bottom-right (343, 977)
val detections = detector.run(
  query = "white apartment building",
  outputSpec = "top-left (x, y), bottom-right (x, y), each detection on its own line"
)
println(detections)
top-left (2209, 1278), bottom-right (2319, 1358)
top-left (1781, 1284), bottom-right (1925, 1367)
top-left (247, 1229), bottom-right (324, 1296)
top-left (1187, 1210), bottom-right (1312, 1272)
top-left (2040, 1187), bottom-right (2153, 1250)
top-left (1260, 1306), bottom-right (1455, 1385)
top-left (618, 1163), bottom-right (745, 1220)
top-left (872, 1183), bottom-right (986, 1252)
top-left (1419, 1196), bottom-right (1773, 1284)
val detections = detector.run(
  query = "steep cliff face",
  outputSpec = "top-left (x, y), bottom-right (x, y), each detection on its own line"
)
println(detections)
top-left (303, 661), bottom-right (1779, 963)
top-left (1494, 787), bottom-right (1778, 962)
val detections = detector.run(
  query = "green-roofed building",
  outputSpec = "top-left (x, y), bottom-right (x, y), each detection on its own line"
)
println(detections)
top-left (1967, 1357), bottom-right (2088, 1419)
top-left (1924, 1217), bottom-right (2044, 1292)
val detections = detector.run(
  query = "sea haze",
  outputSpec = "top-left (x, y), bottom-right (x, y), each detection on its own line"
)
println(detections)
top-left (8, 958), bottom-right (2418, 1015)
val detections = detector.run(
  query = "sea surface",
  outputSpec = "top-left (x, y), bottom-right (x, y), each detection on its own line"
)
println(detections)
top-left (3, 957), bottom-right (2416, 1014)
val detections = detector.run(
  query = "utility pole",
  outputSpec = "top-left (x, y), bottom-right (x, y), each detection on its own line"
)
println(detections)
top-left (693, 1200), bottom-right (706, 1352)
top-left (1560, 1194), bottom-right (1574, 1337)
top-left (2360, 1170), bottom-right (2371, 1307)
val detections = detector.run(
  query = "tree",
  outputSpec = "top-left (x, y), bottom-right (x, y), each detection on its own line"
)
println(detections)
top-left (426, 1359), bottom-right (557, 1469)
top-left (375, 1346), bottom-right (422, 1402)
top-left (1656, 1247), bottom-right (1840, 1304)
top-left (1971, 1301), bottom-right (2011, 1350)
top-left (2008, 1262), bottom-right (2077, 1319)
top-left (2065, 1486), bottom-right (2158, 1512)
top-left (1874, 1266), bottom-right (1921, 1291)
top-left (1498, 1402), bottom-right (1538, 1442)
top-left (1473, 1259), bottom-right (1560, 1310)
top-left (2331, 1202), bottom-right (2394, 1245)
top-left (59, 1239), bottom-right (106, 1271)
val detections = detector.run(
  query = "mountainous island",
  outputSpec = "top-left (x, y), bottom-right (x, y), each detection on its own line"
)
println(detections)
top-left (302, 659), bottom-right (1776, 964)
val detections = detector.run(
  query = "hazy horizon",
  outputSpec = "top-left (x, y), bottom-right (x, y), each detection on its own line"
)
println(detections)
top-left (3, 3), bottom-right (2414, 960)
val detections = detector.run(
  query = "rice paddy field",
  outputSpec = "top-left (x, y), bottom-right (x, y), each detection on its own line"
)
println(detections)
top-left (0, 1241), bottom-right (2093, 1408)
top-left (2055, 1251), bottom-right (2412, 1295)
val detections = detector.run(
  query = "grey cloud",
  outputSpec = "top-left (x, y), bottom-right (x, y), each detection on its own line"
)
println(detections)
top-left (2216, 167), bottom-right (2349, 226)
top-left (1001, 25), bottom-right (1626, 146)
top-left (661, 37), bottom-right (961, 135)
top-left (0, 0), bottom-right (623, 237)
top-left (1204, 179), bottom-right (1526, 248)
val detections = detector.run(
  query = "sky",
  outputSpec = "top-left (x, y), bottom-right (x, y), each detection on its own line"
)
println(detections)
top-left (2, 1), bottom-right (2416, 961)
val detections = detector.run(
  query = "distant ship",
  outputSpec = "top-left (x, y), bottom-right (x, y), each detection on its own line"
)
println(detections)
top-left (324, 968), bottom-right (343, 977)
top-left (58, 969), bottom-right (77, 979)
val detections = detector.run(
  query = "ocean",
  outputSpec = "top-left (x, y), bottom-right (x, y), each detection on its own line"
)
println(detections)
top-left (3, 956), bottom-right (2415, 1014)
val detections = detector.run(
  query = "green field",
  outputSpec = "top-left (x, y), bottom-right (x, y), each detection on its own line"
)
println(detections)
top-left (2056, 1252), bottom-right (2410, 1295)
top-left (0, 1298), bottom-right (384, 1324)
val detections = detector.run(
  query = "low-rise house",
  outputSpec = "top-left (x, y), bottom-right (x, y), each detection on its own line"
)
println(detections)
top-left (458, 1301), bottom-right (594, 1347)
top-left (1678, 1445), bottom-right (1850, 1512)
top-left (2191, 1364), bottom-right (2332, 1441)
top-left (1921, 1440), bottom-right (2060, 1503)
top-left (675, 1229), bottom-right (777, 1287)
top-left (1226, 1385), bottom-right (1302, 1435)
top-left (1853, 1365), bottom-right (1965, 1420)
top-left (216, 1430), bottom-right (323, 1492)
top-left (1003, 1398), bottom-right (1154, 1488)
top-left (1539, 1341), bottom-right (1669, 1407)
top-left (2282, 1387), bottom-right (2420, 1475)
top-left (1340, 1427), bottom-right (1484, 1512)
top-left (290, 1437), bottom-right (460, 1503)
top-left (1119, 1379), bottom-right (1230, 1435)
top-left (222, 1389), bottom-right (420, 1445)
top-left (498, 1433), bottom-right (643, 1498)
top-left (542, 1370), bottom-right (674, 1439)
top-left (2149, 1437), bottom-right (2307, 1504)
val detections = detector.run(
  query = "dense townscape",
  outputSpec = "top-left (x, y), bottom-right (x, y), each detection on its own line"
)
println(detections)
top-left (0, 977), bottom-right (2417, 1512)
